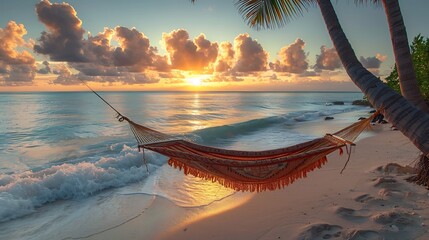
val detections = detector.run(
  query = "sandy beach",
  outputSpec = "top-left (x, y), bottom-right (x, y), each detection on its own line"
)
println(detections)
top-left (72, 124), bottom-right (427, 240)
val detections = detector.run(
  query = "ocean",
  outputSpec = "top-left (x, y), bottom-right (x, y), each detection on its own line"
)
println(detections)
top-left (0, 91), bottom-right (371, 238)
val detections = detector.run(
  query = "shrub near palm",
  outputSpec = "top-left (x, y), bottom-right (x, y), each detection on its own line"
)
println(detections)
top-left (386, 34), bottom-right (429, 102)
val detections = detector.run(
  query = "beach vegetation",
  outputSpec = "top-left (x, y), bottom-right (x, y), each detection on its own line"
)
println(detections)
top-left (385, 34), bottom-right (429, 101)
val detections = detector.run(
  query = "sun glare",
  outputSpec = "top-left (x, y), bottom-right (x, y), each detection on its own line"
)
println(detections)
top-left (188, 77), bottom-right (202, 86)
top-left (185, 74), bottom-right (211, 87)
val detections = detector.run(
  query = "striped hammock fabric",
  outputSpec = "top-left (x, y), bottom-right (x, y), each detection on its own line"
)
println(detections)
top-left (121, 113), bottom-right (376, 192)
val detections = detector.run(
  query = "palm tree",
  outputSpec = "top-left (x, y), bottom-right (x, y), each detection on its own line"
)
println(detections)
top-left (191, 0), bottom-right (429, 182)
top-left (356, 0), bottom-right (428, 112)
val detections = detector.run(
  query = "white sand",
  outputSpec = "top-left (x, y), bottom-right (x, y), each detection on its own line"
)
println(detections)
top-left (62, 125), bottom-right (428, 240)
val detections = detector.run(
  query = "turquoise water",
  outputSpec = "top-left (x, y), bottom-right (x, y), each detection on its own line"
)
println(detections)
top-left (0, 91), bottom-right (369, 224)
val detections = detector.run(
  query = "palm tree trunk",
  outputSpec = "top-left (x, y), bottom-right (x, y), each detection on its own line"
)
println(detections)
top-left (316, 0), bottom-right (429, 156)
top-left (382, 0), bottom-right (429, 112)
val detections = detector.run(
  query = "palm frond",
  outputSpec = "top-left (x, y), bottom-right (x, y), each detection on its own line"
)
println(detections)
top-left (235, 0), bottom-right (315, 30)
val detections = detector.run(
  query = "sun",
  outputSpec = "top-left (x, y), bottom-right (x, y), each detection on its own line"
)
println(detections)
top-left (187, 77), bottom-right (202, 86)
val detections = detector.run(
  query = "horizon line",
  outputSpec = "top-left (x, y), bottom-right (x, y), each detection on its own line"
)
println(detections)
top-left (0, 90), bottom-right (363, 93)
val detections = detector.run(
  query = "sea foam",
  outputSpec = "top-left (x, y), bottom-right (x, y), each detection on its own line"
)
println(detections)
top-left (0, 144), bottom-right (165, 223)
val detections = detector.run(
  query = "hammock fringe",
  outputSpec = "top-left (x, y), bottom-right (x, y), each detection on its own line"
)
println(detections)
top-left (168, 155), bottom-right (328, 192)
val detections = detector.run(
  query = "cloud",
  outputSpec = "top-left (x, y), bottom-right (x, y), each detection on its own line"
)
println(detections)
top-left (51, 64), bottom-right (80, 85)
top-left (34, 1), bottom-right (169, 81)
top-left (2, 64), bottom-right (36, 85)
top-left (69, 62), bottom-right (121, 76)
top-left (0, 21), bottom-right (36, 85)
top-left (214, 41), bottom-right (234, 72)
top-left (359, 54), bottom-right (386, 76)
top-left (299, 71), bottom-right (319, 77)
top-left (67, 27), bottom-right (168, 77)
top-left (113, 27), bottom-right (158, 70)
top-left (270, 74), bottom-right (278, 80)
top-left (233, 33), bottom-right (268, 72)
top-left (269, 38), bottom-right (308, 74)
top-left (120, 73), bottom-right (160, 85)
top-left (360, 55), bottom-right (383, 69)
top-left (85, 28), bottom-right (114, 65)
top-left (376, 53), bottom-right (387, 62)
top-left (314, 45), bottom-right (342, 71)
top-left (37, 60), bottom-right (51, 74)
top-left (34, 0), bottom-right (86, 62)
top-left (162, 29), bottom-right (218, 72)
top-left (50, 64), bottom-right (160, 86)
top-left (204, 73), bottom-right (244, 82)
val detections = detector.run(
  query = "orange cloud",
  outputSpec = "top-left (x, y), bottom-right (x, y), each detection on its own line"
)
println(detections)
top-left (0, 21), bottom-right (36, 85)
top-left (269, 38), bottom-right (308, 74)
top-left (233, 33), bottom-right (268, 72)
top-left (162, 29), bottom-right (218, 72)
top-left (314, 45), bottom-right (341, 71)
top-left (214, 42), bottom-right (234, 72)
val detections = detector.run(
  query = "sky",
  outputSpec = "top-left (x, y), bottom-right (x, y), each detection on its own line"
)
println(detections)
top-left (0, 0), bottom-right (428, 92)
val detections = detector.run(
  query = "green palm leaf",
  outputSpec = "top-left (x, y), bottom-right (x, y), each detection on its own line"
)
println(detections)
top-left (235, 0), bottom-right (314, 29)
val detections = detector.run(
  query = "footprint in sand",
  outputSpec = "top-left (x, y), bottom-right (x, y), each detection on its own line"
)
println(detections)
top-left (378, 188), bottom-right (404, 199)
top-left (335, 207), bottom-right (369, 223)
top-left (296, 223), bottom-right (342, 240)
top-left (354, 194), bottom-right (389, 208)
top-left (370, 210), bottom-right (424, 239)
top-left (344, 229), bottom-right (382, 240)
top-left (371, 210), bottom-right (415, 227)
top-left (375, 163), bottom-right (415, 175)
top-left (372, 177), bottom-right (398, 188)
top-left (354, 194), bottom-right (374, 203)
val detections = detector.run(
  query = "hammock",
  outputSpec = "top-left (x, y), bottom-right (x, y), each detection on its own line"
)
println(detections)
top-left (120, 113), bottom-right (375, 192)
top-left (80, 81), bottom-right (375, 192)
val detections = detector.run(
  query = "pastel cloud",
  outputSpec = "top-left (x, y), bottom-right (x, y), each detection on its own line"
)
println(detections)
top-left (162, 29), bottom-right (218, 72)
top-left (269, 38), bottom-right (308, 74)
top-left (0, 21), bottom-right (36, 85)
top-left (214, 42), bottom-right (234, 72)
top-left (233, 33), bottom-right (268, 72)
top-left (314, 45), bottom-right (342, 71)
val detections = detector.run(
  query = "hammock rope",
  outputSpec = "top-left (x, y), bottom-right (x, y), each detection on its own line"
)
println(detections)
top-left (81, 81), bottom-right (376, 192)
